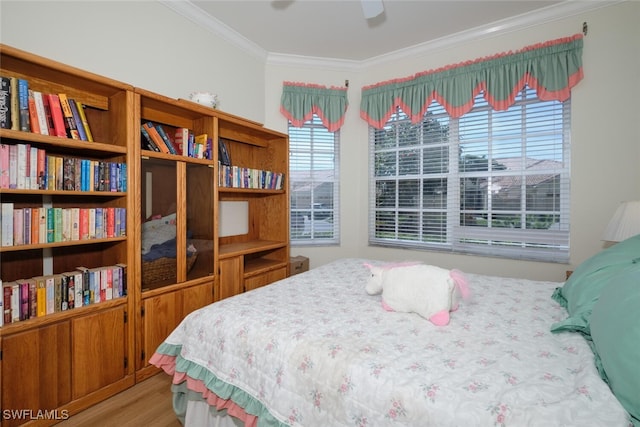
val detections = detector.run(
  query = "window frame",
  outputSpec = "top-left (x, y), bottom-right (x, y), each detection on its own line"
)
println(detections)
top-left (289, 115), bottom-right (340, 246)
top-left (368, 88), bottom-right (571, 262)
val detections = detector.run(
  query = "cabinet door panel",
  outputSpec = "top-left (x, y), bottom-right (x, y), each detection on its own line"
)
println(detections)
top-left (182, 282), bottom-right (213, 317)
top-left (1, 322), bottom-right (71, 425)
top-left (218, 257), bottom-right (243, 301)
top-left (141, 293), bottom-right (181, 369)
top-left (71, 306), bottom-right (126, 398)
top-left (245, 267), bottom-right (287, 292)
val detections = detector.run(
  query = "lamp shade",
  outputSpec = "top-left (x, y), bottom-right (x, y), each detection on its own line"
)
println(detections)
top-left (602, 201), bottom-right (640, 242)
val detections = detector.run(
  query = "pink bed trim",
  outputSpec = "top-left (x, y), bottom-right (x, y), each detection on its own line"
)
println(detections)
top-left (148, 353), bottom-right (258, 427)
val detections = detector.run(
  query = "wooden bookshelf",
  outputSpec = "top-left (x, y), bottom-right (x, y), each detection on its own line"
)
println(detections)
top-left (0, 44), bottom-right (290, 424)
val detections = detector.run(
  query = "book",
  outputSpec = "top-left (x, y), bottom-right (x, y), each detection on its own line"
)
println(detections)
top-left (194, 133), bottom-right (208, 159)
top-left (10, 77), bottom-right (19, 130)
top-left (155, 124), bottom-right (178, 154)
top-left (63, 157), bottom-right (75, 191)
top-left (37, 148), bottom-right (46, 189)
top-left (53, 274), bottom-right (63, 312)
top-left (75, 267), bottom-right (91, 307)
top-left (68, 98), bottom-right (88, 141)
top-left (174, 127), bottom-right (190, 156)
top-left (61, 208), bottom-right (71, 241)
top-left (142, 122), bottom-right (170, 154)
top-left (218, 138), bottom-right (232, 166)
top-left (0, 76), bottom-right (11, 129)
top-left (29, 145), bottom-right (38, 189)
top-left (38, 207), bottom-right (47, 244)
top-left (27, 278), bottom-right (37, 319)
top-left (45, 275), bottom-right (55, 314)
top-left (22, 206), bottom-right (31, 245)
top-left (0, 143), bottom-right (9, 188)
top-left (71, 207), bottom-right (80, 241)
top-left (1, 202), bottom-right (13, 247)
top-left (75, 100), bottom-right (94, 141)
top-left (31, 90), bottom-right (49, 135)
top-left (41, 93), bottom-right (55, 135)
top-left (46, 207), bottom-right (54, 243)
top-left (1, 280), bottom-right (8, 325)
top-left (140, 126), bottom-right (160, 152)
top-left (19, 281), bottom-right (29, 320)
top-left (55, 156), bottom-right (63, 190)
top-left (17, 79), bottom-right (30, 132)
top-left (58, 93), bottom-right (80, 139)
top-left (8, 144), bottom-right (18, 189)
top-left (16, 143), bottom-right (27, 189)
top-left (45, 93), bottom-right (68, 137)
top-left (30, 207), bottom-right (39, 245)
top-left (34, 276), bottom-right (47, 317)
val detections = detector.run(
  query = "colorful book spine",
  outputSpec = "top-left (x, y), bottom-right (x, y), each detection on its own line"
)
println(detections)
top-left (140, 126), bottom-right (160, 152)
top-left (45, 276), bottom-right (55, 315)
top-left (68, 98), bottom-right (88, 141)
top-left (75, 101), bottom-right (93, 141)
top-left (9, 77), bottom-right (19, 130)
top-left (0, 76), bottom-right (11, 129)
top-left (0, 143), bottom-right (9, 188)
top-left (175, 127), bottom-right (189, 156)
top-left (35, 277), bottom-right (46, 317)
top-left (142, 122), bottom-right (170, 154)
top-left (58, 93), bottom-right (80, 139)
top-left (27, 90), bottom-right (40, 134)
top-left (17, 79), bottom-right (30, 132)
top-left (1, 202), bottom-right (14, 247)
top-left (31, 90), bottom-right (49, 135)
top-left (155, 124), bottom-right (178, 154)
top-left (45, 93), bottom-right (68, 137)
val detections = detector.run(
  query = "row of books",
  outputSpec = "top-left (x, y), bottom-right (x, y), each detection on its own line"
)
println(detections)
top-left (141, 121), bottom-right (213, 159)
top-left (218, 164), bottom-right (285, 190)
top-left (0, 75), bottom-right (94, 141)
top-left (0, 264), bottom-right (126, 326)
top-left (0, 143), bottom-right (127, 192)
top-left (0, 204), bottom-right (126, 247)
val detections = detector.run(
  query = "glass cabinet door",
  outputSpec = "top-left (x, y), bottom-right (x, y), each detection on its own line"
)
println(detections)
top-left (186, 162), bottom-right (215, 282)
top-left (141, 158), bottom-right (177, 290)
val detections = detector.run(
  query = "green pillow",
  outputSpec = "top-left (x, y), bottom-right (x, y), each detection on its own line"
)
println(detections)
top-left (551, 234), bottom-right (640, 336)
top-left (590, 268), bottom-right (640, 426)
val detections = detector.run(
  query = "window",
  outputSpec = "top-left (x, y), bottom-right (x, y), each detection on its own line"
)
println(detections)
top-left (289, 115), bottom-right (340, 245)
top-left (369, 87), bottom-right (570, 262)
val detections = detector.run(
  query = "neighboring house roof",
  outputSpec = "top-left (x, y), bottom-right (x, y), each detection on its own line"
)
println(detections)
top-left (481, 157), bottom-right (562, 193)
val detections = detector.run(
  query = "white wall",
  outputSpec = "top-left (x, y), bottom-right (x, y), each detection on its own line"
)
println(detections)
top-left (0, 1), bottom-right (266, 123)
top-left (3, 1), bottom-right (638, 281)
top-left (264, 1), bottom-right (640, 281)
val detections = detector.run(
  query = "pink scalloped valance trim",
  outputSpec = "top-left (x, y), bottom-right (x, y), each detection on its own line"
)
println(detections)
top-left (360, 34), bottom-right (584, 129)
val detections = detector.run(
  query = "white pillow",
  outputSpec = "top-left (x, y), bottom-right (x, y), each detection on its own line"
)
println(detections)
top-left (141, 213), bottom-right (177, 254)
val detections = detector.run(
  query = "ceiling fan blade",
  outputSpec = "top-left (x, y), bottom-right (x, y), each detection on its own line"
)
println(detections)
top-left (361, 0), bottom-right (384, 19)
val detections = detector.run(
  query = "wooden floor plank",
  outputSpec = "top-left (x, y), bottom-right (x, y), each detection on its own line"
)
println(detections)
top-left (56, 374), bottom-right (181, 427)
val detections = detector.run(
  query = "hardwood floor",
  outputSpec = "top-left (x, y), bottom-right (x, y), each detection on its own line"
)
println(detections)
top-left (56, 374), bottom-right (182, 427)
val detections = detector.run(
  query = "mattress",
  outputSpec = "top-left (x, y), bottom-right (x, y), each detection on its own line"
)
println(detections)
top-left (151, 258), bottom-right (631, 426)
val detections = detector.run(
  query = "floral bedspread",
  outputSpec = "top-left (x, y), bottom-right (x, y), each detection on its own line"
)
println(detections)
top-left (152, 258), bottom-right (630, 426)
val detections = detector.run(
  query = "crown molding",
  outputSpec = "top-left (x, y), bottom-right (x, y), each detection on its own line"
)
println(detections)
top-left (159, 0), bottom-right (623, 71)
top-left (360, 0), bottom-right (621, 69)
top-left (157, 0), bottom-right (268, 61)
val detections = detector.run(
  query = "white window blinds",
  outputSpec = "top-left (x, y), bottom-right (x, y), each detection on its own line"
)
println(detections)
top-left (369, 87), bottom-right (570, 262)
top-left (289, 115), bottom-right (340, 245)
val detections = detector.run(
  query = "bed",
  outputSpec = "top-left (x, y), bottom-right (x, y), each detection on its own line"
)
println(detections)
top-left (151, 247), bottom-right (640, 426)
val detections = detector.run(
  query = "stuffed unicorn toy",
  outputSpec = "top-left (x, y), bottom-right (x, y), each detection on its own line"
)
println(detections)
top-left (365, 262), bottom-right (470, 326)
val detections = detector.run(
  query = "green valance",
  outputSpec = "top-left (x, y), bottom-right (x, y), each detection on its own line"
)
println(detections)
top-left (360, 34), bottom-right (584, 129)
top-left (280, 82), bottom-right (349, 132)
